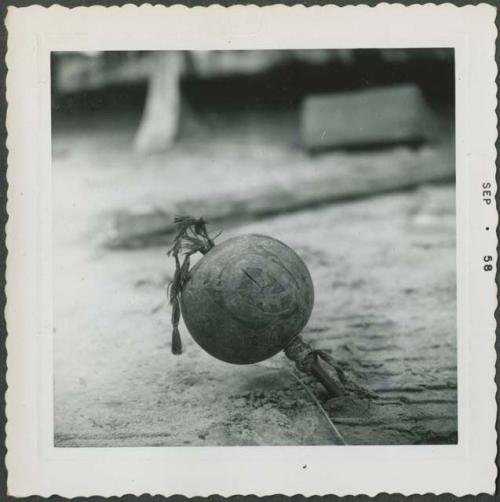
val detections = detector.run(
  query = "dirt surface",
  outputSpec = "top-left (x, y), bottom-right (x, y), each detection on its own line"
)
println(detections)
top-left (53, 114), bottom-right (457, 446)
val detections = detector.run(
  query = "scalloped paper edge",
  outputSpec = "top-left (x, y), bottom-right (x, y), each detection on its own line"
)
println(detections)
top-left (4, 2), bottom-right (498, 498)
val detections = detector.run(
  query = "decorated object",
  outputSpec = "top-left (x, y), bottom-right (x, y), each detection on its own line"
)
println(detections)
top-left (168, 216), bottom-right (344, 397)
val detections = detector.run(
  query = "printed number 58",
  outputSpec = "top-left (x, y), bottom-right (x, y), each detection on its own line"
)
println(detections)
top-left (484, 255), bottom-right (494, 271)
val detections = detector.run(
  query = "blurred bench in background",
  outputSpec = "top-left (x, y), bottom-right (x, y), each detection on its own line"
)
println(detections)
top-left (53, 50), bottom-right (453, 154)
top-left (52, 49), bottom-right (455, 250)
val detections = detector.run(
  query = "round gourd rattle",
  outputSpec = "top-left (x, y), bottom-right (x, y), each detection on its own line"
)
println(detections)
top-left (167, 216), bottom-right (344, 397)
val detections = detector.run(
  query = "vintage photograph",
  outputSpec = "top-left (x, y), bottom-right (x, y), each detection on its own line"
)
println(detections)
top-left (6, 4), bottom-right (497, 497)
top-left (52, 48), bottom-right (457, 447)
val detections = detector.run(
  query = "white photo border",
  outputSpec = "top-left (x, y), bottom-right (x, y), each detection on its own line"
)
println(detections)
top-left (5, 3), bottom-right (498, 497)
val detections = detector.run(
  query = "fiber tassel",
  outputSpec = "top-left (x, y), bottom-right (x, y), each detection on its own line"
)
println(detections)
top-left (171, 297), bottom-right (182, 354)
top-left (171, 326), bottom-right (182, 355)
top-left (167, 216), bottom-right (216, 356)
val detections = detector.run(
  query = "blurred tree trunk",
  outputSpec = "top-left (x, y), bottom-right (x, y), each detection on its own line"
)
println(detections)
top-left (134, 52), bottom-right (184, 154)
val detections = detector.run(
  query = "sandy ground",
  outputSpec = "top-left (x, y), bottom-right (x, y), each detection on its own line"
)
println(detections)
top-left (53, 113), bottom-right (457, 446)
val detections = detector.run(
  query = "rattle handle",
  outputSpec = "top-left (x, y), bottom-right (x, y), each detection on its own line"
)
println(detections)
top-left (284, 335), bottom-right (344, 397)
top-left (310, 357), bottom-right (344, 397)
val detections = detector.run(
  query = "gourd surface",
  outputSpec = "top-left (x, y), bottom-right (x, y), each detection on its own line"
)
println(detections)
top-left (181, 234), bottom-right (314, 364)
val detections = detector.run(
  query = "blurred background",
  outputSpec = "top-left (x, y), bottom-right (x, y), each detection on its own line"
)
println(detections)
top-left (52, 50), bottom-right (457, 447)
top-left (52, 50), bottom-right (453, 154)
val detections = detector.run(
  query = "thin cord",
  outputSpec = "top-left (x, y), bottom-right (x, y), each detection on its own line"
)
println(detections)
top-left (254, 361), bottom-right (347, 445)
top-left (286, 367), bottom-right (347, 445)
